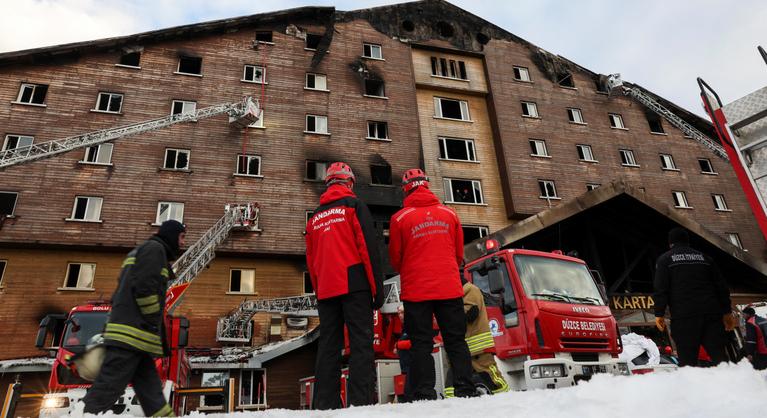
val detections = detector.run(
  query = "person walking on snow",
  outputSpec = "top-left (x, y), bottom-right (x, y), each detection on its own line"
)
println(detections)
top-left (305, 162), bottom-right (384, 409)
top-left (742, 306), bottom-right (767, 370)
top-left (653, 227), bottom-right (736, 367)
top-left (83, 220), bottom-right (186, 416)
top-left (388, 168), bottom-right (475, 400)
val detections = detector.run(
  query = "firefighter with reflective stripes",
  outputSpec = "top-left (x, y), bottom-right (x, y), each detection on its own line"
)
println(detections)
top-left (83, 220), bottom-right (186, 416)
top-left (446, 277), bottom-right (509, 396)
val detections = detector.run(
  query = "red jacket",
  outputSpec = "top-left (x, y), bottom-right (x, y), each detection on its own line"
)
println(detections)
top-left (388, 187), bottom-right (464, 302)
top-left (305, 185), bottom-right (383, 304)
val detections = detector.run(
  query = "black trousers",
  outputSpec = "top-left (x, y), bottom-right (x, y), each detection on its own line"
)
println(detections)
top-left (314, 291), bottom-right (375, 409)
top-left (752, 353), bottom-right (767, 370)
top-left (670, 314), bottom-right (726, 367)
top-left (82, 345), bottom-right (170, 416)
top-left (404, 298), bottom-right (474, 400)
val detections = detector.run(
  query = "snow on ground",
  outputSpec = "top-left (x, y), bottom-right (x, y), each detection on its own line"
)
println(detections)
top-left (98, 362), bottom-right (767, 418)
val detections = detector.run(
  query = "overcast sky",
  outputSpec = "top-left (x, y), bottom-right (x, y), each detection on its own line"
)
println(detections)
top-left (1, 0), bottom-right (765, 116)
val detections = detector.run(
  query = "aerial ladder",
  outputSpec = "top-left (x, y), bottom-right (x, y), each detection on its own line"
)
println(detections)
top-left (0, 96), bottom-right (260, 168)
top-left (606, 74), bottom-right (729, 161)
top-left (216, 277), bottom-right (403, 343)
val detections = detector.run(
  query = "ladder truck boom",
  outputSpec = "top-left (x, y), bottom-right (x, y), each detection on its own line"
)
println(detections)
top-left (0, 96), bottom-right (260, 169)
top-left (606, 74), bottom-right (729, 161)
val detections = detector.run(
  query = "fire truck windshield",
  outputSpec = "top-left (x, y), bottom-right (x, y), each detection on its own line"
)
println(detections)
top-left (514, 255), bottom-right (605, 305)
top-left (62, 311), bottom-right (108, 350)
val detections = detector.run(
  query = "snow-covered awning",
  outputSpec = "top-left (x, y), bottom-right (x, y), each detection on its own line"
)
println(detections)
top-left (188, 328), bottom-right (319, 369)
top-left (0, 357), bottom-right (54, 373)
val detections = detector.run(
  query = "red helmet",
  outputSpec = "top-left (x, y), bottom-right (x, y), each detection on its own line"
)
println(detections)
top-left (325, 162), bottom-right (355, 186)
top-left (402, 168), bottom-right (429, 193)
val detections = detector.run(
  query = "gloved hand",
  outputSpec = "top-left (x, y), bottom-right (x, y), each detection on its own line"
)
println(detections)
top-left (465, 305), bottom-right (479, 324)
top-left (373, 291), bottom-right (384, 310)
top-left (655, 316), bottom-right (666, 332)
top-left (396, 339), bottom-right (412, 351)
top-left (723, 313), bottom-right (737, 331)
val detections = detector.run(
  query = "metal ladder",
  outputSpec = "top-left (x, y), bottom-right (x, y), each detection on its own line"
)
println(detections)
top-left (216, 276), bottom-right (403, 343)
top-left (607, 74), bottom-right (728, 161)
top-left (166, 203), bottom-right (260, 314)
top-left (0, 96), bottom-right (260, 168)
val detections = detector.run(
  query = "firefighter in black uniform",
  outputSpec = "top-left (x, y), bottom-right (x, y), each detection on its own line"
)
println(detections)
top-left (83, 220), bottom-right (186, 416)
top-left (653, 227), bottom-right (736, 367)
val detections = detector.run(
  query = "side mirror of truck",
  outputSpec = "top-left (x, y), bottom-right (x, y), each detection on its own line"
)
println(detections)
top-left (488, 268), bottom-right (504, 295)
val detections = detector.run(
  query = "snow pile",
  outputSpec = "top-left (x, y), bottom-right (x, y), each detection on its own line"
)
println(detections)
top-left (92, 362), bottom-right (766, 418)
top-left (619, 332), bottom-right (660, 365)
top-left (0, 356), bottom-right (53, 371)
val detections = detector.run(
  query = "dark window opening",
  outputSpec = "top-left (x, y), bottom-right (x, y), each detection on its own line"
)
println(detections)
top-left (367, 121), bottom-right (388, 139)
top-left (0, 192), bottom-right (18, 216)
top-left (436, 21), bottom-right (454, 38)
top-left (236, 155), bottom-right (260, 176)
top-left (305, 160), bottom-right (328, 181)
top-left (439, 99), bottom-right (462, 119)
top-left (476, 33), bottom-right (490, 45)
top-left (306, 34), bottom-right (322, 50)
top-left (538, 180), bottom-right (557, 198)
top-left (647, 113), bottom-right (665, 134)
top-left (698, 158), bottom-right (715, 173)
top-left (430, 57), bottom-right (438, 75)
top-left (178, 56), bottom-right (202, 75)
top-left (256, 31), bottom-right (273, 43)
top-left (230, 270), bottom-right (241, 292)
top-left (119, 52), bottom-right (140, 67)
top-left (364, 79), bottom-right (385, 97)
top-left (458, 61), bottom-right (467, 80)
top-left (462, 226), bottom-right (488, 245)
top-left (65, 264), bottom-right (81, 288)
top-left (440, 138), bottom-right (474, 161)
top-left (440, 58), bottom-right (448, 77)
top-left (448, 179), bottom-right (482, 204)
top-left (303, 272), bottom-right (314, 294)
top-left (370, 165), bottom-right (392, 185)
top-left (73, 198), bottom-right (88, 219)
top-left (449, 60), bottom-right (457, 78)
top-left (557, 72), bottom-right (574, 88)
top-left (19, 84), bottom-right (48, 104)
top-left (402, 20), bottom-right (415, 32)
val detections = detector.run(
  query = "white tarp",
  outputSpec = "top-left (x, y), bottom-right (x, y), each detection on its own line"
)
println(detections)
top-left (619, 332), bottom-right (660, 366)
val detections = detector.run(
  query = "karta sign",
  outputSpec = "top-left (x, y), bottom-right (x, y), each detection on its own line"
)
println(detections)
top-left (610, 294), bottom-right (655, 310)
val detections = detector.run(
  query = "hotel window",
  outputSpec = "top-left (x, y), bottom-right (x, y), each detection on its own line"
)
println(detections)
top-left (609, 113), bottom-right (625, 129)
top-left (521, 101), bottom-right (539, 118)
top-left (699, 158), bottom-right (716, 174)
top-left (305, 115), bottom-right (329, 134)
top-left (364, 79), bottom-right (386, 97)
top-left (303, 272), bottom-right (314, 294)
top-left (567, 108), bottom-right (585, 124)
top-left (118, 51), bottom-right (140, 67)
top-left (443, 178), bottom-right (484, 204)
top-left (69, 196), bottom-right (103, 222)
top-left (362, 43), bottom-right (383, 59)
top-left (0, 260), bottom-right (5, 287)
top-left (305, 73), bottom-right (328, 91)
top-left (156, 202), bottom-right (184, 224)
top-left (577, 144), bottom-right (596, 162)
top-left (367, 121), bottom-right (389, 140)
top-left (305, 160), bottom-right (328, 181)
top-left (462, 225), bottom-right (489, 245)
top-left (255, 31), bottom-right (273, 43)
top-left (370, 164), bottom-right (392, 185)
top-left (513, 66), bottom-right (531, 82)
top-left (434, 97), bottom-right (470, 121)
top-left (247, 109), bottom-right (264, 128)
top-left (529, 139), bottom-right (548, 157)
top-left (16, 83), bottom-right (48, 105)
top-left (726, 233), bottom-right (743, 249)
top-left (163, 148), bottom-right (190, 170)
top-left (305, 34), bottom-right (322, 50)
top-left (672, 191), bottom-right (691, 209)
top-left (0, 192), bottom-right (18, 217)
top-left (586, 183), bottom-right (600, 191)
top-left (62, 263), bottom-right (96, 290)
top-left (239, 369), bottom-right (267, 407)
top-left (660, 154), bottom-right (677, 170)
top-left (176, 56), bottom-right (202, 75)
top-left (236, 154), bottom-right (261, 176)
top-left (2, 134), bottom-right (34, 154)
top-left (94, 92), bottom-right (123, 113)
top-left (538, 180), bottom-right (558, 199)
top-left (229, 269), bottom-right (256, 294)
top-left (647, 113), bottom-right (665, 134)
top-left (82, 143), bottom-right (113, 165)
top-left (171, 100), bottom-right (197, 117)
top-left (438, 137), bottom-right (477, 162)
top-left (620, 149), bottom-right (639, 167)
top-left (712, 194), bottom-right (729, 211)
top-left (430, 57), bottom-right (468, 80)
top-left (242, 65), bottom-right (266, 83)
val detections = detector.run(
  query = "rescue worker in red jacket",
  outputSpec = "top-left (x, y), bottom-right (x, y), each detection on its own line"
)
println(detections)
top-left (388, 169), bottom-right (475, 400)
top-left (305, 162), bottom-right (384, 409)
top-left (743, 306), bottom-right (767, 370)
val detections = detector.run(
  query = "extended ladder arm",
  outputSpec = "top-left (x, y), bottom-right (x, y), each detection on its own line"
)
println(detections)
top-left (0, 97), bottom-right (260, 169)
top-left (607, 74), bottom-right (728, 161)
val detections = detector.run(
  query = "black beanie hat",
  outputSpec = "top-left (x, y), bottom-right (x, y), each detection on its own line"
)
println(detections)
top-left (156, 220), bottom-right (186, 259)
top-left (668, 227), bottom-right (689, 246)
top-left (743, 307), bottom-right (756, 316)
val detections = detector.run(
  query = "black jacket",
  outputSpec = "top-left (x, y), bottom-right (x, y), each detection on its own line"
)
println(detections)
top-left (104, 236), bottom-right (174, 357)
top-left (653, 244), bottom-right (730, 319)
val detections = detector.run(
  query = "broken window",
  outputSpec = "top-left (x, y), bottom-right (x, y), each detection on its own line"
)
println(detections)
top-left (726, 233), bottom-right (743, 249)
top-left (619, 149), bottom-right (638, 166)
top-left (305, 34), bottom-right (322, 50)
top-left (698, 158), bottom-right (716, 174)
top-left (303, 272), bottom-right (314, 294)
top-left (672, 191), bottom-right (691, 208)
top-left (95, 92), bottom-right (123, 113)
top-left (163, 148), bottom-right (189, 170)
top-left (363, 43), bottom-right (383, 59)
top-left (557, 72), bottom-right (575, 88)
top-left (521, 101), bottom-right (538, 118)
top-left (367, 121), bottom-right (388, 140)
top-left (513, 66), bottom-right (531, 82)
top-left (171, 100), bottom-right (196, 117)
top-left (529, 139), bottom-right (548, 157)
top-left (438, 137), bottom-right (476, 161)
top-left (305, 160), bottom-right (328, 181)
top-left (236, 154), bottom-right (261, 176)
top-left (567, 108), bottom-right (585, 124)
top-left (82, 143), bottom-right (113, 165)
top-left (239, 369), bottom-right (267, 406)
top-left (63, 263), bottom-right (96, 289)
top-left (305, 73), bottom-right (327, 90)
top-left (229, 269), bottom-right (255, 294)
top-left (609, 113), bottom-right (625, 129)
top-left (0, 192), bottom-right (18, 216)
top-left (70, 196), bottom-right (103, 221)
top-left (364, 79), bottom-right (385, 97)
top-left (660, 154), bottom-right (676, 170)
top-left (430, 57), bottom-right (468, 80)
top-left (16, 83), bottom-right (48, 105)
top-left (435, 97), bottom-right (470, 120)
top-left (577, 144), bottom-right (596, 161)
top-left (370, 164), bottom-right (392, 185)
top-left (647, 113), bottom-right (665, 134)
top-left (156, 201), bottom-right (184, 224)
top-left (2, 134), bottom-right (34, 153)
top-left (305, 115), bottom-right (328, 134)
top-left (0, 260), bottom-right (5, 287)
top-left (443, 178), bottom-right (484, 204)
top-left (255, 31), bottom-right (273, 43)
top-left (436, 21), bottom-right (454, 38)
top-left (712, 194), bottom-right (729, 211)
top-left (177, 56), bottom-right (202, 75)
top-left (538, 180), bottom-right (558, 199)
top-left (462, 225), bottom-right (489, 245)
top-left (119, 51), bottom-right (140, 67)
top-left (243, 65), bottom-right (266, 83)
top-left (586, 183), bottom-right (600, 191)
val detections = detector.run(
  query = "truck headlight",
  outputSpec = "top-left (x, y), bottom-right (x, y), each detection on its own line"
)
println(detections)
top-left (529, 364), bottom-right (566, 379)
top-left (617, 362), bottom-right (630, 375)
top-left (43, 396), bottom-right (69, 409)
